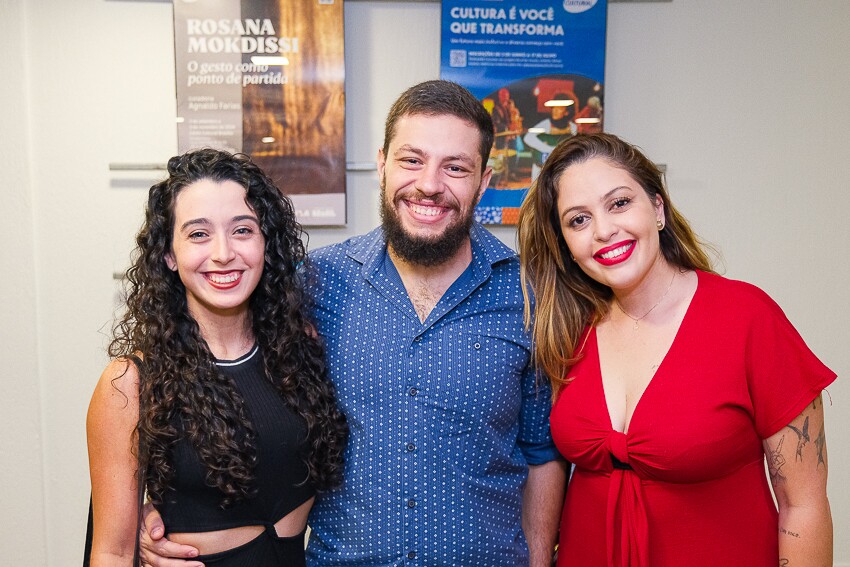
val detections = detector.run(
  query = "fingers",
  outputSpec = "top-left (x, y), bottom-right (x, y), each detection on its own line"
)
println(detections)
top-left (139, 535), bottom-right (204, 567)
top-left (140, 536), bottom-right (202, 563)
top-left (140, 558), bottom-right (205, 567)
top-left (142, 542), bottom-right (204, 567)
top-left (139, 504), bottom-right (202, 567)
top-left (142, 503), bottom-right (166, 541)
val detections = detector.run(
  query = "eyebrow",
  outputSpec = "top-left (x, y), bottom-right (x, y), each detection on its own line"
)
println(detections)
top-left (445, 153), bottom-right (477, 168)
top-left (393, 145), bottom-right (425, 160)
top-left (394, 145), bottom-right (477, 168)
top-left (560, 185), bottom-right (634, 219)
top-left (180, 218), bottom-right (210, 231)
top-left (179, 214), bottom-right (259, 232)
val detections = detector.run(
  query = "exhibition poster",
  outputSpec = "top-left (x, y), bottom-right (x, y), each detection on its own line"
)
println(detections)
top-left (174, 0), bottom-right (346, 226)
top-left (441, 0), bottom-right (607, 224)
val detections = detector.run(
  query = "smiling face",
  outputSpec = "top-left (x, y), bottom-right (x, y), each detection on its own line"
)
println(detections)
top-left (378, 113), bottom-right (492, 266)
top-left (165, 178), bottom-right (265, 321)
top-left (556, 157), bottom-right (665, 294)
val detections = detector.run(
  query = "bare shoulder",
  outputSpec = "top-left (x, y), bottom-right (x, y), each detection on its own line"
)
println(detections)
top-left (88, 357), bottom-right (141, 424)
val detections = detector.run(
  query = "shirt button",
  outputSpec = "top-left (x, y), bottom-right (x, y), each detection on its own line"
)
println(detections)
top-left (409, 387), bottom-right (418, 396)
top-left (407, 499), bottom-right (416, 508)
top-left (407, 551), bottom-right (416, 559)
top-left (413, 336), bottom-right (422, 343)
top-left (473, 341), bottom-right (481, 350)
top-left (406, 443), bottom-right (416, 452)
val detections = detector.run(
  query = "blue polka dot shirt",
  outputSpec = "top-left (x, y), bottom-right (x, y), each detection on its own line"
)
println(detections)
top-left (306, 223), bottom-right (559, 566)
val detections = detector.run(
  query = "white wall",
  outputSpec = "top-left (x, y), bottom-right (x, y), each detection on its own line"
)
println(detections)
top-left (0, 1), bottom-right (47, 564)
top-left (2, 0), bottom-right (847, 564)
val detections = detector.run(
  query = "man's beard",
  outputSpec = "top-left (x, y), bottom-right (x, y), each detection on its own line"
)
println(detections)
top-left (380, 180), bottom-right (476, 267)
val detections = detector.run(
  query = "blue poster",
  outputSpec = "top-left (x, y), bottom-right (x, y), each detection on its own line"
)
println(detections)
top-left (441, 0), bottom-right (607, 224)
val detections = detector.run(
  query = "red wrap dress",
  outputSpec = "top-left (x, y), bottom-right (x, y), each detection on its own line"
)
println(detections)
top-left (551, 271), bottom-right (836, 566)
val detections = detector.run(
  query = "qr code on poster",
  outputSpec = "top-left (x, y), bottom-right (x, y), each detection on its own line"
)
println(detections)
top-left (449, 50), bottom-right (467, 68)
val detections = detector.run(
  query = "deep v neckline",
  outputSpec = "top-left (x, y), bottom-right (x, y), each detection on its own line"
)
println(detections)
top-left (595, 271), bottom-right (702, 435)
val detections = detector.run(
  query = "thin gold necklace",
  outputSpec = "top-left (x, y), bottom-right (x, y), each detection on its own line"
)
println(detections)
top-left (615, 271), bottom-right (677, 330)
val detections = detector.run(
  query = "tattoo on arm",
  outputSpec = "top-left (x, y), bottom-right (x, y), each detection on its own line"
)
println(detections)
top-left (779, 527), bottom-right (800, 538)
top-left (779, 559), bottom-right (790, 567)
top-left (786, 417), bottom-right (809, 461)
top-left (768, 436), bottom-right (786, 483)
top-left (815, 428), bottom-right (826, 468)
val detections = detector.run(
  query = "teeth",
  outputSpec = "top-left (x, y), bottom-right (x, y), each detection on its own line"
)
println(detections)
top-left (209, 272), bottom-right (240, 284)
top-left (599, 243), bottom-right (632, 260)
top-left (410, 203), bottom-right (442, 216)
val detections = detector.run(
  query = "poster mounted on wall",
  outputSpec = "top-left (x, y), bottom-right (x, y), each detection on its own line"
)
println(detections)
top-left (174, 0), bottom-right (346, 226)
top-left (441, 0), bottom-right (607, 225)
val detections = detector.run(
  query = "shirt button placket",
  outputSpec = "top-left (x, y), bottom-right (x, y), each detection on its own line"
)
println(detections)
top-left (405, 333), bottom-right (422, 564)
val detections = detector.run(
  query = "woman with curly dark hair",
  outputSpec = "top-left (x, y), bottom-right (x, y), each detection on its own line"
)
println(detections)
top-left (86, 148), bottom-right (347, 566)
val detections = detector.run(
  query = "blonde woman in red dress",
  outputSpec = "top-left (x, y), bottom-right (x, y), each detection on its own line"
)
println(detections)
top-left (518, 133), bottom-right (834, 566)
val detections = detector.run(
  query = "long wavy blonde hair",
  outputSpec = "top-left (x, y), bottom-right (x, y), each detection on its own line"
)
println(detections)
top-left (517, 133), bottom-right (716, 393)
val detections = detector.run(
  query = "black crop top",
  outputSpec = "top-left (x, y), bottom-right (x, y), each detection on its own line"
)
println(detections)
top-left (157, 346), bottom-right (315, 532)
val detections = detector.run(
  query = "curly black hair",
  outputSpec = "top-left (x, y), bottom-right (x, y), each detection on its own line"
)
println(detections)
top-left (110, 148), bottom-right (347, 508)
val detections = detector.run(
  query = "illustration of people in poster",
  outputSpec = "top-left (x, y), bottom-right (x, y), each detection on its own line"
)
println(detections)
top-left (174, 0), bottom-right (346, 226)
top-left (441, 0), bottom-right (607, 225)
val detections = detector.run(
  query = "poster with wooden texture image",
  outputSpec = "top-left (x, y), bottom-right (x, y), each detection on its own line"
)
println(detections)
top-left (174, 0), bottom-right (346, 226)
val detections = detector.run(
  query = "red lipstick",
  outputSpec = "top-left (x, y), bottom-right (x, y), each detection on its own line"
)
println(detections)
top-left (593, 240), bottom-right (635, 266)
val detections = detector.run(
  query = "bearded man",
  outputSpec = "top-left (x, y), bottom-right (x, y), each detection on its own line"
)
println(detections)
top-left (141, 80), bottom-right (566, 567)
